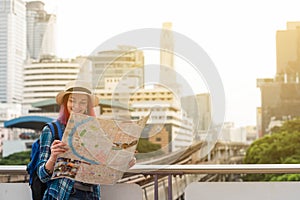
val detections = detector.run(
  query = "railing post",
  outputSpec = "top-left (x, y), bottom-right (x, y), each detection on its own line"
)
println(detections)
top-left (154, 174), bottom-right (158, 200)
top-left (168, 174), bottom-right (172, 200)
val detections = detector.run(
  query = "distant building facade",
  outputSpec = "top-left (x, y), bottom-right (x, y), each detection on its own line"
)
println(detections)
top-left (0, 104), bottom-right (22, 153)
top-left (131, 101), bottom-right (193, 153)
top-left (0, 0), bottom-right (26, 104)
top-left (97, 85), bottom-right (194, 152)
top-left (219, 122), bottom-right (247, 143)
top-left (26, 0), bottom-right (56, 60)
top-left (23, 57), bottom-right (81, 105)
top-left (159, 22), bottom-right (180, 95)
top-left (89, 46), bottom-right (144, 91)
top-left (257, 21), bottom-right (300, 135)
top-left (181, 93), bottom-right (211, 140)
top-left (0, 0), bottom-right (26, 154)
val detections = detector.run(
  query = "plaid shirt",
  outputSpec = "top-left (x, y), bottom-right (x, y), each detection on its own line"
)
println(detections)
top-left (37, 121), bottom-right (101, 200)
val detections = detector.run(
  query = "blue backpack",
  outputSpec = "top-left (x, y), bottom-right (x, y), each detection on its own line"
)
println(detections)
top-left (27, 120), bottom-right (62, 200)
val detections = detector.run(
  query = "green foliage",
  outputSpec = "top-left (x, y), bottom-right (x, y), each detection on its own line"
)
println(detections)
top-left (270, 118), bottom-right (300, 133)
top-left (0, 151), bottom-right (31, 165)
top-left (136, 138), bottom-right (164, 159)
top-left (244, 131), bottom-right (300, 164)
top-left (270, 174), bottom-right (300, 181)
top-left (136, 138), bottom-right (161, 153)
top-left (243, 118), bottom-right (300, 181)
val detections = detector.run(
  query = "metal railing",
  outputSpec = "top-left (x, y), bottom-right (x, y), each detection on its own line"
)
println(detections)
top-left (127, 164), bottom-right (300, 174)
top-left (2, 164), bottom-right (300, 200)
top-left (127, 164), bottom-right (300, 200)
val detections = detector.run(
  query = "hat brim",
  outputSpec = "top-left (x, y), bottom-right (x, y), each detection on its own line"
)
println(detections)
top-left (56, 91), bottom-right (99, 107)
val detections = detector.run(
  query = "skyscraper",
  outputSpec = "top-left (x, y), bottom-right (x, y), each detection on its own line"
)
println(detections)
top-left (257, 21), bottom-right (300, 135)
top-left (160, 22), bottom-right (174, 69)
top-left (0, 0), bottom-right (26, 103)
top-left (159, 22), bottom-right (180, 95)
top-left (276, 21), bottom-right (300, 80)
top-left (89, 45), bottom-right (144, 91)
top-left (26, 1), bottom-right (56, 60)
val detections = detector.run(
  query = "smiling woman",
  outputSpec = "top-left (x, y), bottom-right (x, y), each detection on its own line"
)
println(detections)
top-left (36, 80), bottom-right (102, 200)
top-left (67, 93), bottom-right (89, 113)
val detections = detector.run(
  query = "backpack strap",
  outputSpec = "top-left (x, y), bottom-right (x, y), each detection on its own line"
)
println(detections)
top-left (46, 122), bottom-right (56, 138)
top-left (54, 120), bottom-right (63, 140)
top-left (51, 122), bottom-right (59, 140)
top-left (46, 120), bottom-right (62, 140)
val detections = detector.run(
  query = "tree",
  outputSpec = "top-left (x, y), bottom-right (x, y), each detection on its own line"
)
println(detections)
top-left (270, 118), bottom-right (300, 133)
top-left (136, 138), bottom-right (164, 159)
top-left (243, 118), bottom-right (300, 181)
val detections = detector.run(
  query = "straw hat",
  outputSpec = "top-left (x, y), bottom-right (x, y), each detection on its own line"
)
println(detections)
top-left (56, 80), bottom-right (99, 107)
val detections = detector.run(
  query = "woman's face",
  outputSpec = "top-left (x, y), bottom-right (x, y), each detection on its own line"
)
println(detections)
top-left (67, 93), bottom-right (89, 114)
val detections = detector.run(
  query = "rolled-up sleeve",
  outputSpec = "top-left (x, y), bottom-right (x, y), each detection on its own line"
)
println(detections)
top-left (37, 126), bottom-right (53, 183)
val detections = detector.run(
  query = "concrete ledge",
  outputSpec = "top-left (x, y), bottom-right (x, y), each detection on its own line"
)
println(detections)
top-left (0, 183), bottom-right (142, 200)
top-left (101, 183), bottom-right (143, 199)
top-left (0, 183), bottom-right (32, 200)
top-left (185, 182), bottom-right (300, 200)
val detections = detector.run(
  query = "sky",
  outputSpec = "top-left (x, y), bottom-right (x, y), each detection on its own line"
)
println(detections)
top-left (39, 0), bottom-right (300, 127)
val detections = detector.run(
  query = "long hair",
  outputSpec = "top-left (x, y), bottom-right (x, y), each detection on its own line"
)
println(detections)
top-left (57, 94), bottom-right (96, 125)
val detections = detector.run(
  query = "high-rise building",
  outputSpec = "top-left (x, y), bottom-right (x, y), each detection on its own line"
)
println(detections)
top-left (23, 57), bottom-right (81, 105)
top-left (0, 0), bottom-right (26, 104)
top-left (257, 22), bottom-right (300, 135)
top-left (160, 22), bottom-right (174, 69)
top-left (89, 45), bottom-right (144, 92)
top-left (26, 0), bottom-right (56, 60)
top-left (159, 22), bottom-right (180, 95)
top-left (276, 22), bottom-right (300, 77)
top-left (131, 101), bottom-right (194, 153)
top-left (181, 93), bottom-right (211, 139)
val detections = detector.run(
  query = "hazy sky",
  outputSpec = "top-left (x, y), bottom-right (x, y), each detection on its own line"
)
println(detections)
top-left (40, 0), bottom-right (300, 127)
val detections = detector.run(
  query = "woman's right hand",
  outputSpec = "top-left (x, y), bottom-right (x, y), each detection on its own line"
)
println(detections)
top-left (45, 140), bottom-right (69, 174)
top-left (49, 140), bottom-right (69, 161)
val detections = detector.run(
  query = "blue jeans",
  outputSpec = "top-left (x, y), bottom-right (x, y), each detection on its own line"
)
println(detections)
top-left (69, 188), bottom-right (95, 200)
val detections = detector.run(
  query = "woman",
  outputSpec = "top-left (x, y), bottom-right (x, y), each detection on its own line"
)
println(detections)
top-left (37, 80), bottom-right (136, 200)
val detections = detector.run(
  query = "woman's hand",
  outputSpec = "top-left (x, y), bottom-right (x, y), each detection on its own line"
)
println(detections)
top-left (49, 140), bottom-right (68, 162)
top-left (45, 140), bottom-right (69, 174)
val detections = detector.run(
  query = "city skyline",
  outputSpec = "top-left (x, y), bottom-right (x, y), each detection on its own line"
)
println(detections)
top-left (36, 0), bottom-right (300, 126)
